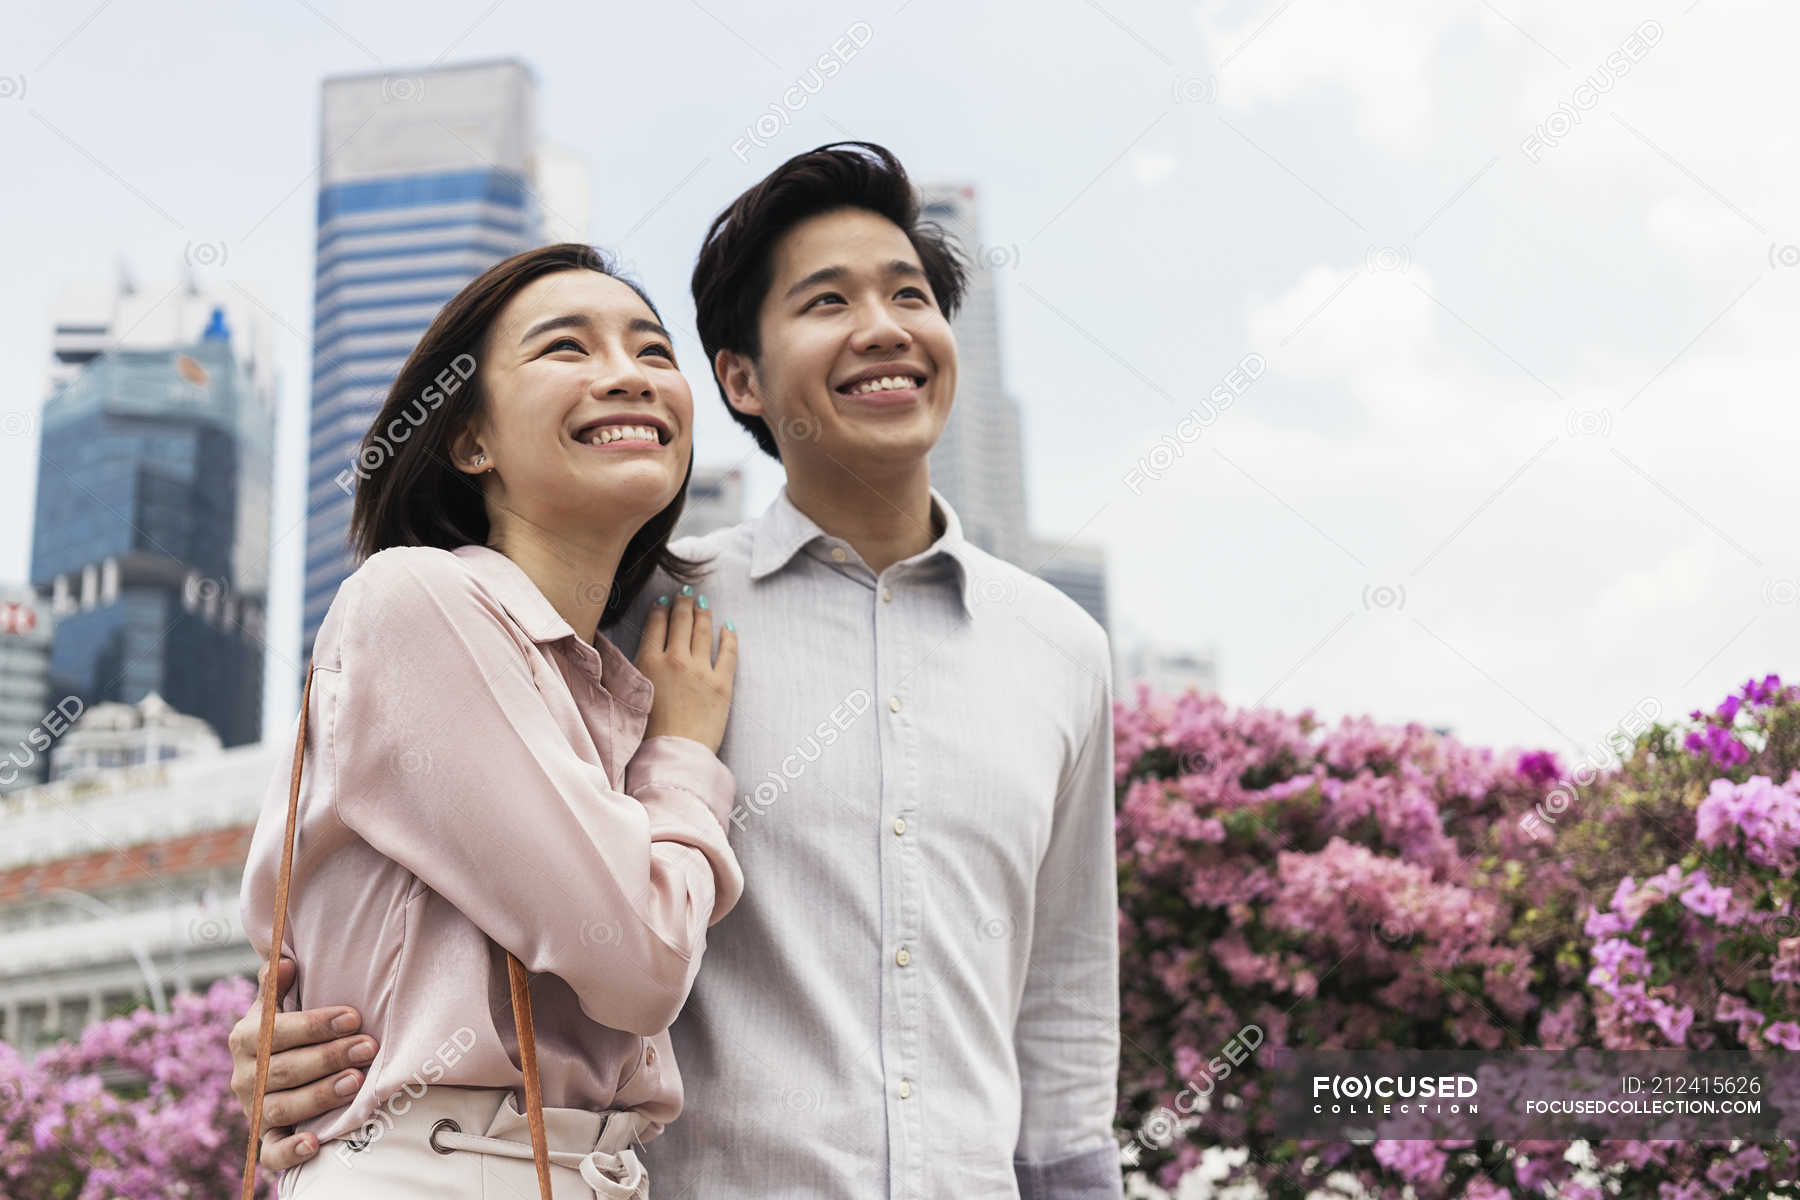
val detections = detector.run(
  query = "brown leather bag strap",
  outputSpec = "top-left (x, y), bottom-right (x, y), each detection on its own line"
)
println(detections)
top-left (240, 661), bottom-right (553, 1199)
top-left (507, 951), bottom-right (554, 1197)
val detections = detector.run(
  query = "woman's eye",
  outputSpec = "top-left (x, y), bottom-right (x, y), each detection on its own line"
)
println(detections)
top-left (641, 343), bottom-right (675, 360)
top-left (805, 293), bottom-right (845, 310)
top-left (543, 337), bottom-right (583, 354)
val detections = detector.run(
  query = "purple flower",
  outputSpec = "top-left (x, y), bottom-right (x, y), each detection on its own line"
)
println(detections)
top-left (1763, 1020), bottom-right (1800, 1050)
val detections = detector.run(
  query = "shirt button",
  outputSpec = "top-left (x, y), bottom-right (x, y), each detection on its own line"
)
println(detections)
top-left (881, 587), bottom-right (892, 602)
top-left (830, 546), bottom-right (847, 563)
top-left (888, 696), bottom-right (901, 713)
top-left (892, 817), bottom-right (906, 835)
top-left (898, 1079), bottom-right (913, 1099)
top-left (645, 1045), bottom-right (655, 1065)
top-left (895, 947), bottom-right (910, 967)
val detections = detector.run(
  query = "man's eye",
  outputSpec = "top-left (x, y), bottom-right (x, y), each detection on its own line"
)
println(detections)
top-left (896, 287), bottom-right (928, 301)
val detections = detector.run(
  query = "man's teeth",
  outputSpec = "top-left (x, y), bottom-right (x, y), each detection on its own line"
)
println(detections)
top-left (847, 376), bottom-right (921, 396)
top-left (581, 424), bottom-right (661, 445)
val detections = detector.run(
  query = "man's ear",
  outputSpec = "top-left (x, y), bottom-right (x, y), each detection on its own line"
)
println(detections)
top-left (714, 348), bottom-right (764, 419)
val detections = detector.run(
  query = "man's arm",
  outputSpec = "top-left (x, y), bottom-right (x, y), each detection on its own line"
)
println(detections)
top-left (227, 957), bottom-right (379, 1170)
top-left (1012, 640), bottom-right (1124, 1200)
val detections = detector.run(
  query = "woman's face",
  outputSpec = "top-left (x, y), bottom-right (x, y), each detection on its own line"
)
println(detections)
top-left (460, 269), bottom-right (693, 535)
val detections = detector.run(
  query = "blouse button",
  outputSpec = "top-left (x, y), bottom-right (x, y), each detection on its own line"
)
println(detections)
top-left (830, 546), bottom-right (848, 563)
top-left (881, 587), bottom-right (893, 603)
top-left (645, 1044), bottom-right (655, 1065)
top-left (892, 817), bottom-right (906, 835)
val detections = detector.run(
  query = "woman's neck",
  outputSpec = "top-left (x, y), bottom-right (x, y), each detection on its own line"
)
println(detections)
top-left (486, 519), bottom-right (629, 647)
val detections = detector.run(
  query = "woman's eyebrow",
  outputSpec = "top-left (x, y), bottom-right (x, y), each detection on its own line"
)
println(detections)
top-left (519, 314), bottom-right (673, 345)
top-left (519, 313), bottom-right (591, 346)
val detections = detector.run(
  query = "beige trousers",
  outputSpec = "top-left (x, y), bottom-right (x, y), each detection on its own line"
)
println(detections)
top-left (276, 1085), bottom-right (652, 1199)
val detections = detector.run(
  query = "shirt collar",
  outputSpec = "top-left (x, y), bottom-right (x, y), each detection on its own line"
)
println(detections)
top-left (449, 543), bottom-right (652, 713)
top-left (748, 484), bottom-right (981, 616)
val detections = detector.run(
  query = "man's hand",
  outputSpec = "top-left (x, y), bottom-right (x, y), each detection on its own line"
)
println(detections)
top-left (228, 958), bottom-right (378, 1170)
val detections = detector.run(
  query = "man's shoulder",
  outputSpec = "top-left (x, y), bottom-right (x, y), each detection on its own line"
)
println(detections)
top-left (963, 547), bottom-right (1111, 671)
top-left (667, 518), bottom-right (755, 575)
top-left (607, 521), bottom-right (756, 655)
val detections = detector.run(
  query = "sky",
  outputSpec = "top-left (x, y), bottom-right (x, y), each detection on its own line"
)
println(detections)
top-left (1, 0), bottom-right (1795, 760)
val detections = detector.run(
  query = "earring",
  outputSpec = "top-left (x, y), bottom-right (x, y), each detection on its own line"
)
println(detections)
top-left (474, 452), bottom-right (487, 469)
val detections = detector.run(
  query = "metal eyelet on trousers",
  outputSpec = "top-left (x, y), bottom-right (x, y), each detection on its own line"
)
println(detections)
top-left (428, 1117), bottom-right (462, 1154)
top-left (343, 1128), bottom-right (371, 1153)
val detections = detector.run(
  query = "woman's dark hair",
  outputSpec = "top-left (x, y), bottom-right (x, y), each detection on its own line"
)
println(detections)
top-left (690, 141), bottom-right (969, 459)
top-left (348, 242), bottom-right (704, 628)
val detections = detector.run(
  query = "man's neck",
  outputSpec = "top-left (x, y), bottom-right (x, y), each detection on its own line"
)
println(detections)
top-left (785, 461), bottom-right (941, 576)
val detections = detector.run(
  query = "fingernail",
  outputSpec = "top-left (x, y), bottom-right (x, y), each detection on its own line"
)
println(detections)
top-left (680, 584), bottom-right (694, 596)
top-left (297, 1137), bottom-right (317, 1158)
top-left (335, 1072), bottom-right (360, 1096)
top-left (697, 595), bottom-right (709, 610)
top-left (330, 1012), bottom-right (358, 1034)
top-left (725, 619), bottom-right (736, 632)
top-left (349, 1039), bottom-right (375, 1064)
top-left (654, 594), bottom-right (670, 606)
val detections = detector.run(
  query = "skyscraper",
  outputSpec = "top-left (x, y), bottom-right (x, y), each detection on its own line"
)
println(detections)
top-left (674, 466), bottom-right (745, 542)
top-left (29, 307), bottom-right (272, 748)
top-left (304, 59), bottom-right (558, 661)
top-left (1030, 537), bottom-right (1110, 640)
top-left (919, 183), bottom-right (1030, 565)
top-left (0, 588), bottom-right (54, 794)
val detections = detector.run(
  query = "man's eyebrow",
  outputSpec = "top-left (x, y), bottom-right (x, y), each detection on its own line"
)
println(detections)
top-left (519, 314), bottom-right (674, 345)
top-left (783, 260), bottom-right (926, 300)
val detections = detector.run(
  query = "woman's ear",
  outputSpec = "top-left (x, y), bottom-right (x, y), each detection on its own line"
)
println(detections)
top-left (713, 349), bottom-right (764, 419)
top-left (448, 420), bottom-right (490, 476)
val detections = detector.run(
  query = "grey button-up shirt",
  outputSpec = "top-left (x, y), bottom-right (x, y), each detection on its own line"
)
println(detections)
top-left (610, 484), bottom-right (1123, 1199)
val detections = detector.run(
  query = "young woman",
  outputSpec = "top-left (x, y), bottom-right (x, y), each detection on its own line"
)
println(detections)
top-left (239, 243), bottom-right (740, 1198)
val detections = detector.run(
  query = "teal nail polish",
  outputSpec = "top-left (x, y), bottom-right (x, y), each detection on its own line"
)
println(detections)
top-left (725, 619), bottom-right (736, 632)
top-left (697, 595), bottom-right (709, 610)
top-left (655, 594), bottom-right (670, 606)
top-left (680, 584), bottom-right (694, 596)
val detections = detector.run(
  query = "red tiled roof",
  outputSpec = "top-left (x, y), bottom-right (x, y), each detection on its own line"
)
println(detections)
top-left (0, 824), bottom-right (254, 906)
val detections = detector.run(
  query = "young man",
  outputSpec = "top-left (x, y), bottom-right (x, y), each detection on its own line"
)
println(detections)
top-left (230, 142), bottom-right (1123, 1198)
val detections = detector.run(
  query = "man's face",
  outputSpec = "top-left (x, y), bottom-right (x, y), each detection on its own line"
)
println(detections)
top-left (729, 207), bottom-right (958, 476)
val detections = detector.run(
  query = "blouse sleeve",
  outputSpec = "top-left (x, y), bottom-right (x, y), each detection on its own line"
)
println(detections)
top-left (324, 550), bottom-right (743, 1037)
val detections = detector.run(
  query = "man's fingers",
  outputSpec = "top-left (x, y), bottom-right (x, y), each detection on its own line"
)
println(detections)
top-left (263, 1035), bottom-right (376, 1091)
top-left (262, 1066), bottom-right (364, 1127)
top-left (253, 1006), bottom-right (363, 1055)
top-left (255, 956), bottom-right (298, 1003)
top-left (261, 1127), bottom-right (319, 1172)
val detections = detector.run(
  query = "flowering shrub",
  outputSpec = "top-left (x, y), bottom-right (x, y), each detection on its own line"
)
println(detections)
top-left (6, 677), bottom-right (1799, 1198)
top-left (1115, 674), bottom-right (1800, 1199)
top-left (0, 977), bottom-right (267, 1199)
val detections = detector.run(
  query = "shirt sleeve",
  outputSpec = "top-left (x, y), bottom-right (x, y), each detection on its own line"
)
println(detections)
top-left (325, 550), bottom-right (744, 1038)
top-left (1012, 633), bottom-right (1124, 1199)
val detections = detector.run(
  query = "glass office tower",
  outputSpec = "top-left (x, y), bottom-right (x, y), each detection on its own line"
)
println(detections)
top-left (29, 309), bottom-right (270, 747)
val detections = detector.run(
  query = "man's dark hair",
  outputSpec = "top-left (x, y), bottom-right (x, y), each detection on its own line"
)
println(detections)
top-left (347, 242), bottom-right (703, 627)
top-left (690, 141), bottom-right (969, 459)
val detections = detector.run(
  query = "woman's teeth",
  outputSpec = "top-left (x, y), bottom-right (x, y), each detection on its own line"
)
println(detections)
top-left (846, 376), bottom-right (920, 395)
top-left (582, 424), bottom-right (660, 445)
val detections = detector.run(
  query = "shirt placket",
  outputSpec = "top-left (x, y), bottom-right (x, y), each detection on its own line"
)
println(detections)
top-left (873, 560), bottom-right (926, 1199)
